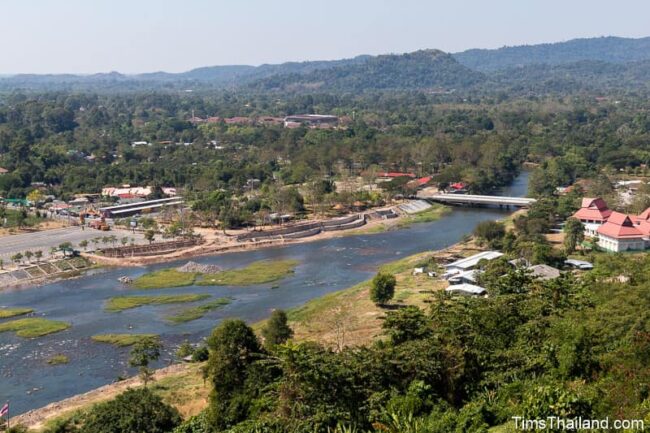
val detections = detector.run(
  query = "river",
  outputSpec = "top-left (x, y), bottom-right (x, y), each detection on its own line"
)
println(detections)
top-left (0, 171), bottom-right (529, 416)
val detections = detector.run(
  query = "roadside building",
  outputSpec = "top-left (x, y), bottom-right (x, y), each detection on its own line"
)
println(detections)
top-left (0, 167), bottom-right (8, 175)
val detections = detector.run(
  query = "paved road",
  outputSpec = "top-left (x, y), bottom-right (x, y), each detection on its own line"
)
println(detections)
top-left (0, 226), bottom-right (146, 261)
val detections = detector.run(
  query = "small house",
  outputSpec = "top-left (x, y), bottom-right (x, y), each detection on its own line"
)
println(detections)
top-left (445, 283), bottom-right (487, 297)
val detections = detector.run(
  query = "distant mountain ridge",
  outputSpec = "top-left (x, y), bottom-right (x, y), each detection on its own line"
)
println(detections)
top-left (1, 36), bottom-right (650, 92)
top-left (247, 50), bottom-right (484, 92)
top-left (453, 36), bottom-right (650, 71)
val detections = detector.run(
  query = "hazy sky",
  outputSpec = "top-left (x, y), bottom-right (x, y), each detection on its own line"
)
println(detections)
top-left (1, 0), bottom-right (649, 74)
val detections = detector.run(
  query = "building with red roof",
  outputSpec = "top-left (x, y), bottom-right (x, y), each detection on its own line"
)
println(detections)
top-left (572, 197), bottom-right (613, 236)
top-left (597, 211), bottom-right (647, 252)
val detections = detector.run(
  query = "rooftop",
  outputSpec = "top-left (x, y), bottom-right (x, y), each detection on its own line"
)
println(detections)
top-left (445, 283), bottom-right (487, 296)
top-left (445, 251), bottom-right (504, 271)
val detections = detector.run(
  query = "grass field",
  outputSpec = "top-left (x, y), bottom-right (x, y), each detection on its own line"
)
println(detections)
top-left (105, 294), bottom-right (211, 312)
top-left (132, 269), bottom-right (199, 290)
top-left (91, 334), bottom-right (159, 347)
top-left (167, 298), bottom-right (232, 323)
top-left (46, 354), bottom-right (70, 365)
top-left (197, 260), bottom-right (299, 286)
top-left (0, 307), bottom-right (34, 318)
top-left (0, 318), bottom-right (70, 338)
top-left (282, 250), bottom-right (446, 348)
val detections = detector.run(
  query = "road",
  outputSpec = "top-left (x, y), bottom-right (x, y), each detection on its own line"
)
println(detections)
top-left (0, 226), bottom-right (146, 261)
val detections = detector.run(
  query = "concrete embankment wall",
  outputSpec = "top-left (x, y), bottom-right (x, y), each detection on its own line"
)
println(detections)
top-left (100, 238), bottom-right (203, 258)
top-left (236, 215), bottom-right (364, 242)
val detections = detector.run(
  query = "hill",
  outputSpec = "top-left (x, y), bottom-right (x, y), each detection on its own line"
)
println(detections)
top-left (0, 56), bottom-right (372, 91)
top-left (247, 50), bottom-right (485, 92)
top-left (454, 36), bottom-right (650, 71)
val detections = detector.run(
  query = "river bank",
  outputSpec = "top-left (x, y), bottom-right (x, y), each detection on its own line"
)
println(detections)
top-left (0, 171), bottom-right (529, 420)
top-left (83, 204), bottom-right (449, 268)
top-left (8, 235), bottom-right (484, 431)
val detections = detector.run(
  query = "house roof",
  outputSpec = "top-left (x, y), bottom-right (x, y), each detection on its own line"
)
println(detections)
top-left (0, 167), bottom-right (8, 173)
top-left (573, 197), bottom-right (612, 222)
top-left (597, 211), bottom-right (645, 239)
top-left (528, 264), bottom-right (560, 280)
top-left (445, 283), bottom-right (486, 296)
top-left (445, 251), bottom-right (504, 271)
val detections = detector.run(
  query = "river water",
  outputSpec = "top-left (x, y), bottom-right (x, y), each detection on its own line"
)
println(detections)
top-left (0, 172), bottom-right (528, 416)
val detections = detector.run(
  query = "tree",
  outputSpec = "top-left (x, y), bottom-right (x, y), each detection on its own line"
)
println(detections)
top-left (121, 236), bottom-right (129, 246)
top-left (78, 240), bottom-right (89, 251)
top-left (563, 217), bottom-right (584, 254)
top-left (370, 272), bottom-right (396, 305)
top-left (34, 250), bottom-right (43, 262)
top-left (26, 189), bottom-right (45, 205)
top-left (261, 309), bottom-right (293, 347)
top-left (473, 220), bottom-right (506, 248)
top-left (382, 306), bottom-right (431, 345)
top-left (24, 250), bottom-right (33, 263)
top-left (206, 319), bottom-right (262, 430)
top-left (128, 337), bottom-right (162, 387)
top-left (144, 229), bottom-right (156, 244)
top-left (11, 252), bottom-right (23, 265)
top-left (82, 388), bottom-right (180, 433)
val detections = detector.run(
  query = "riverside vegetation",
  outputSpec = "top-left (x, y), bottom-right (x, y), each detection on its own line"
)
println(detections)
top-left (133, 260), bottom-right (300, 289)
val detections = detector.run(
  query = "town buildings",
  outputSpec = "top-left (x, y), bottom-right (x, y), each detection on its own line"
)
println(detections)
top-left (572, 197), bottom-right (650, 252)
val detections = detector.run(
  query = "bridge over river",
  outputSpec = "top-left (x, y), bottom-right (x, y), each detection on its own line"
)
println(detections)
top-left (418, 193), bottom-right (536, 208)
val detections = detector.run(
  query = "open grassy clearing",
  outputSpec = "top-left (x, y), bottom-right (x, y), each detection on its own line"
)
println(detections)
top-left (0, 318), bottom-right (70, 338)
top-left (282, 250), bottom-right (447, 348)
top-left (196, 259), bottom-right (299, 286)
top-left (91, 333), bottom-right (159, 347)
top-left (0, 307), bottom-right (34, 318)
top-left (167, 298), bottom-right (232, 324)
top-left (132, 269), bottom-right (199, 289)
top-left (105, 294), bottom-right (210, 312)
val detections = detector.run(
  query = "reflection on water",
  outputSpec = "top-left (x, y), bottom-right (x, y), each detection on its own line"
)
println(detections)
top-left (0, 172), bottom-right (529, 415)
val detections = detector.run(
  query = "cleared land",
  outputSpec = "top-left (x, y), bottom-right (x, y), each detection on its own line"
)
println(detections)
top-left (0, 307), bottom-right (34, 318)
top-left (105, 294), bottom-right (211, 312)
top-left (0, 318), bottom-right (70, 338)
top-left (167, 298), bottom-right (232, 323)
top-left (197, 259), bottom-right (299, 286)
top-left (285, 250), bottom-right (448, 347)
top-left (91, 334), bottom-right (159, 347)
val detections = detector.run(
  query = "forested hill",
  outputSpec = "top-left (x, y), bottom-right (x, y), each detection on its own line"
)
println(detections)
top-left (0, 55), bottom-right (373, 91)
top-left (454, 36), bottom-right (650, 71)
top-left (247, 50), bottom-right (485, 92)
